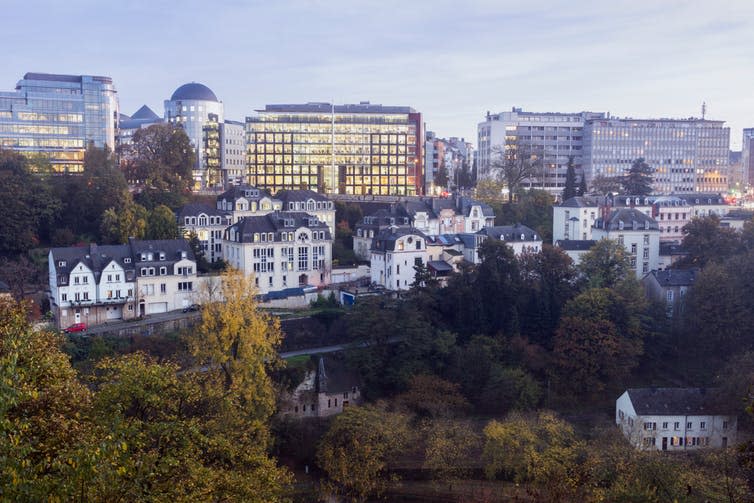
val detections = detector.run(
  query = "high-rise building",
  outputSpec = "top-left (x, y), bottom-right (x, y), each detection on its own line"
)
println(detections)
top-left (220, 120), bottom-right (245, 186)
top-left (743, 128), bottom-right (754, 187)
top-left (477, 108), bottom-right (605, 197)
top-left (164, 82), bottom-right (224, 189)
top-left (117, 105), bottom-right (162, 149)
top-left (246, 102), bottom-right (423, 195)
top-left (583, 117), bottom-right (730, 194)
top-left (0, 72), bottom-right (118, 173)
top-left (728, 150), bottom-right (744, 192)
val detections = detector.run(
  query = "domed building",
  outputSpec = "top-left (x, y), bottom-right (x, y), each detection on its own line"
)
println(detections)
top-left (164, 82), bottom-right (224, 189)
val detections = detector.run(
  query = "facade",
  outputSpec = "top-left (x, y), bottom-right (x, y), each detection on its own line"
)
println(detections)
top-left (554, 239), bottom-right (596, 265)
top-left (462, 224), bottom-right (542, 264)
top-left (275, 189), bottom-right (336, 235)
top-left (424, 132), bottom-right (474, 194)
top-left (246, 102), bottom-right (423, 196)
top-left (216, 184), bottom-right (283, 223)
top-left (728, 150), bottom-right (744, 192)
top-left (583, 117), bottom-right (730, 194)
top-left (223, 211), bottom-right (332, 294)
top-left (476, 107), bottom-right (605, 196)
top-left (616, 388), bottom-right (736, 451)
top-left (651, 197), bottom-right (692, 243)
top-left (164, 82), bottom-right (224, 189)
top-left (552, 196), bottom-right (601, 243)
top-left (593, 208), bottom-right (661, 278)
top-left (743, 128), bottom-right (754, 187)
top-left (178, 203), bottom-right (232, 263)
top-left (281, 356), bottom-right (361, 418)
top-left (354, 210), bottom-right (411, 261)
top-left (221, 120), bottom-right (246, 186)
top-left (370, 228), bottom-right (428, 290)
top-left (48, 239), bottom-right (197, 328)
top-left (642, 269), bottom-right (698, 318)
top-left (0, 72), bottom-right (118, 173)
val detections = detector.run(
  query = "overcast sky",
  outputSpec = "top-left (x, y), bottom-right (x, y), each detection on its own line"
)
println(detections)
top-left (3, 0), bottom-right (753, 148)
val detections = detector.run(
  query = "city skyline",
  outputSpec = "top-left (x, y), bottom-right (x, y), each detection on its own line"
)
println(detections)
top-left (3, 0), bottom-right (753, 148)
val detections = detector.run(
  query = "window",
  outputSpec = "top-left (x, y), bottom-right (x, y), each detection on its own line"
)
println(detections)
top-left (74, 277), bottom-right (80, 285)
top-left (643, 422), bottom-right (656, 431)
top-left (61, 293), bottom-right (67, 301)
top-left (643, 437), bottom-right (656, 447)
top-left (700, 421), bottom-right (706, 430)
top-left (723, 421), bottom-right (729, 430)
top-left (671, 436), bottom-right (682, 446)
top-left (124, 258), bottom-right (131, 264)
top-left (662, 422), bottom-right (668, 429)
top-left (643, 234), bottom-right (650, 245)
top-left (631, 243), bottom-right (637, 254)
top-left (160, 266), bottom-right (167, 275)
top-left (687, 422), bottom-right (692, 429)
top-left (178, 282), bottom-right (193, 291)
top-left (298, 247), bottom-right (309, 271)
top-left (160, 283), bottom-right (166, 294)
top-left (674, 422), bottom-right (680, 430)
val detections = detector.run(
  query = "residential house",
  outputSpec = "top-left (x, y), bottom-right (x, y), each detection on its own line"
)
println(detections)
top-left (49, 243), bottom-right (137, 329)
top-left (370, 227), bottom-right (428, 290)
top-left (276, 189), bottom-right (336, 235)
top-left (554, 239), bottom-right (596, 265)
top-left (552, 196), bottom-right (600, 243)
top-left (282, 356), bottom-right (362, 418)
top-left (216, 184), bottom-right (282, 223)
top-left (223, 211), bottom-right (332, 295)
top-left (353, 209), bottom-right (411, 261)
top-left (616, 388), bottom-right (736, 451)
top-left (462, 224), bottom-right (542, 264)
top-left (642, 269), bottom-right (698, 317)
top-left (178, 203), bottom-right (232, 263)
top-left (593, 208), bottom-right (660, 278)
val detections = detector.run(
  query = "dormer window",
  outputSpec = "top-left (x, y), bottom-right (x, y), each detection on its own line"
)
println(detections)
top-left (124, 258), bottom-right (131, 264)
top-left (140, 253), bottom-right (147, 261)
top-left (619, 221), bottom-right (625, 230)
top-left (268, 232), bottom-right (274, 241)
top-left (58, 260), bottom-right (66, 267)
top-left (159, 252), bottom-right (166, 261)
top-left (289, 202), bottom-right (295, 210)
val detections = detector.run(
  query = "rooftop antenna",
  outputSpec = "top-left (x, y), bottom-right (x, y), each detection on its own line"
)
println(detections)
top-left (701, 101), bottom-right (706, 120)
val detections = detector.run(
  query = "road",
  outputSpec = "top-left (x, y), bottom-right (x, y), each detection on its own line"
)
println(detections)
top-left (280, 336), bottom-right (402, 359)
top-left (82, 310), bottom-right (201, 336)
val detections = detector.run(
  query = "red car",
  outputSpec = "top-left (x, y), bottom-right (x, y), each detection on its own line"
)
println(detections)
top-left (63, 322), bottom-right (87, 333)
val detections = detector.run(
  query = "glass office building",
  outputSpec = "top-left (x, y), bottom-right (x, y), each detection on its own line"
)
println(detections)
top-left (583, 117), bottom-right (730, 194)
top-left (0, 73), bottom-right (118, 173)
top-left (246, 102), bottom-right (423, 195)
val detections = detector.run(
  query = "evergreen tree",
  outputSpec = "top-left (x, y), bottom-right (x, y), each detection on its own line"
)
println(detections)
top-left (562, 157), bottom-right (577, 201)
top-left (621, 158), bottom-right (654, 196)
top-left (577, 174), bottom-right (587, 196)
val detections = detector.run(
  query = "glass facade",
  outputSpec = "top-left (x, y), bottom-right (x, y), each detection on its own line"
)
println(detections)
top-left (0, 73), bottom-right (118, 173)
top-left (246, 103), bottom-right (423, 195)
top-left (583, 118), bottom-right (730, 194)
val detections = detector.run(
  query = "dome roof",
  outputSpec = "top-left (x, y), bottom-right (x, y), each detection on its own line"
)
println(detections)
top-left (170, 82), bottom-right (218, 102)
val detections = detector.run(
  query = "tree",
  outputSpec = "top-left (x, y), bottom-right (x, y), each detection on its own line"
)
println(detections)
top-left (122, 123), bottom-right (195, 198)
top-left (621, 158), bottom-right (654, 196)
top-left (589, 175), bottom-right (623, 195)
top-left (434, 163), bottom-right (449, 188)
top-left (0, 150), bottom-right (60, 256)
top-left (681, 215), bottom-right (742, 267)
top-left (490, 145), bottom-right (540, 203)
top-left (317, 406), bottom-right (410, 502)
top-left (474, 178), bottom-right (507, 204)
top-left (188, 269), bottom-right (283, 419)
top-left (422, 419), bottom-right (480, 485)
top-left (393, 374), bottom-right (470, 419)
top-left (562, 157), bottom-right (577, 201)
top-left (145, 204), bottom-right (180, 240)
top-left (578, 238), bottom-right (632, 288)
top-left (99, 200), bottom-right (148, 244)
top-left (577, 173), bottom-right (587, 196)
top-left (187, 231), bottom-right (212, 273)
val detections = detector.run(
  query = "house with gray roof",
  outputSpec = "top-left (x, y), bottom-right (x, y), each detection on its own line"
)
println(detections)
top-left (642, 268), bottom-right (698, 317)
top-left (461, 223), bottom-right (542, 264)
top-left (370, 227), bottom-right (429, 290)
top-left (223, 211), bottom-right (332, 295)
top-left (281, 356), bottom-right (362, 418)
top-left (593, 208), bottom-right (660, 278)
top-left (178, 203), bottom-right (232, 263)
top-left (275, 189), bottom-right (336, 235)
top-left (552, 196), bottom-right (601, 243)
top-left (616, 388), bottom-right (736, 451)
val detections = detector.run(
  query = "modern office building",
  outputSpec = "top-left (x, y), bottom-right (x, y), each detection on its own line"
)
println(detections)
top-left (0, 72), bottom-right (118, 173)
top-left (220, 120), bottom-right (246, 186)
top-left (582, 117), bottom-right (730, 194)
top-left (246, 102), bottom-right (423, 196)
top-left (164, 82), bottom-right (225, 189)
top-left (728, 150), bottom-right (744, 192)
top-left (117, 105), bottom-right (162, 149)
top-left (476, 108), bottom-right (605, 197)
top-left (743, 128), bottom-right (754, 187)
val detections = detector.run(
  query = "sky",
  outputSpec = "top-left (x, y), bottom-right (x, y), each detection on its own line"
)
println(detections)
top-left (2, 0), bottom-right (753, 148)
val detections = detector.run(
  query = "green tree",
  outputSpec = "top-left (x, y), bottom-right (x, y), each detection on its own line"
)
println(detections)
top-left (393, 374), bottom-right (470, 419)
top-left (490, 145), bottom-right (540, 203)
top-left (317, 406), bottom-right (410, 502)
top-left (578, 238), bottom-right (632, 288)
top-left (621, 158), bottom-right (654, 196)
top-left (577, 173), bottom-right (587, 196)
top-left (682, 215), bottom-right (742, 267)
top-left (589, 175), bottom-right (623, 195)
top-left (562, 156), bottom-right (577, 201)
top-left (122, 123), bottom-right (195, 201)
top-left (0, 150), bottom-right (60, 256)
top-left (145, 204), bottom-right (180, 240)
top-left (422, 419), bottom-right (480, 484)
top-left (434, 163), bottom-right (449, 188)
top-left (99, 200), bottom-right (148, 244)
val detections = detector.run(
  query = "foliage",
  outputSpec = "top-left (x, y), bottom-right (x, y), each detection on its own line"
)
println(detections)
top-left (392, 374), bottom-right (470, 418)
top-left (589, 175), bottom-right (623, 195)
top-left (422, 419), bottom-right (480, 482)
top-left (434, 163), bottom-right (449, 188)
top-left (0, 150), bottom-right (60, 256)
top-left (316, 405), bottom-right (410, 502)
top-left (145, 204), bottom-right (180, 240)
top-left (578, 238), bottom-right (632, 288)
top-left (681, 215), bottom-right (742, 267)
top-left (489, 145), bottom-right (540, 203)
top-left (562, 156), bottom-right (577, 201)
top-left (621, 158), bottom-right (654, 196)
top-left (474, 178), bottom-right (507, 205)
top-left (99, 199), bottom-right (148, 244)
top-left (479, 366), bottom-right (543, 414)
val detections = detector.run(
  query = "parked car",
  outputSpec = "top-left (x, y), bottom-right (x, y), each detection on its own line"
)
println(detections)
top-left (63, 322), bottom-right (87, 333)
top-left (182, 304), bottom-right (201, 313)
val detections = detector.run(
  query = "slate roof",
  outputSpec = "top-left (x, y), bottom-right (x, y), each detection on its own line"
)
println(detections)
top-left (457, 196), bottom-right (495, 217)
top-left (178, 202), bottom-right (228, 220)
top-left (478, 224), bottom-right (540, 242)
top-left (218, 184), bottom-right (271, 202)
top-left (626, 388), bottom-right (731, 416)
top-left (646, 269), bottom-right (698, 287)
top-left (556, 239), bottom-right (596, 251)
top-left (428, 260), bottom-right (453, 273)
top-left (316, 356), bottom-right (361, 394)
top-left (560, 196), bottom-right (599, 208)
top-left (371, 227), bottom-right (427, 252)
top-left (50, 243), bottom-right (136, 286)
top-left (127, 239), bottom-right (195, 273)
top-left (596, 208), bottom-right (659, 231)
top-left (131, 105), bottom-right (160, 121)
top-left (275, 189), bottom-right (330, 203)
top-left (228, 212), bottom-right (331, 243)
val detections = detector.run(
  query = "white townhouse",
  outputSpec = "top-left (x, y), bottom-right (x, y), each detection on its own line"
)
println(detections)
top-left (178, 203), bottom-right (232, 263)
top-left (552, 196), bottom-right (601, 243)
top-left (616, 388), bottom-right (737, 451)
top-left (592, 208), bottom-right (660, 278)
top-left (370, 227), bottom-right (428, 291)
top-left (216, 184), bottom-right (283, 223)
top-left (276, 189), bottom-right (336, 236)
top-left (353, 210), bottom-right (411, 261)
top-left (129, 239), bottom-right (198, 316)
top-left (49, 244), bottom-right (137, 330)
top-left (223, 211), bottom-right (333, 295)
